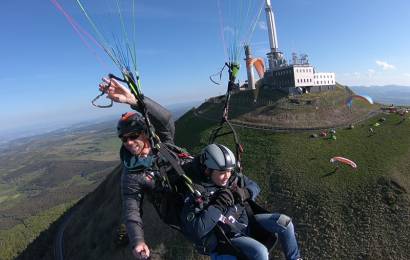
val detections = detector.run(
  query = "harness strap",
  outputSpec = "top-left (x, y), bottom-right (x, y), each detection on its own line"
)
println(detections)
top-left (214, 224), bottom-right (248, 260)
top-left (157, 145), bottom-right (195, 194)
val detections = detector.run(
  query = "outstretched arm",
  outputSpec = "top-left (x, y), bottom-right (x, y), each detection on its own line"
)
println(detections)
top-left (132, 96), bottom-right (175, 144)
top-left (99, 77), bottom-right (175, 143)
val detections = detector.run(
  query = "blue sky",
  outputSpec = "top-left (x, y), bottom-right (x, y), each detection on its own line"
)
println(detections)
top-left (1, 0), bottom-right (410, 132)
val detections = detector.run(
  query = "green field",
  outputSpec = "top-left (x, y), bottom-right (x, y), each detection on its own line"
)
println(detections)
top-left (0, 201), bottom-right (76, 260)
top-left (175, 108), bottom-right (410, 259)
top-left (0, 122), bottom-right (120, 259)
top-left (10, 93), bottom-right (410, 259)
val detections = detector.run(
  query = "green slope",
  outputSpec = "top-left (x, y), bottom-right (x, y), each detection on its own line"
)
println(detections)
top-left (19, 93), bottom-right (409, 259)
top-left (196, 84), bottom-right (380, 129)
top-left (176, 108), bottom-right (410, 259)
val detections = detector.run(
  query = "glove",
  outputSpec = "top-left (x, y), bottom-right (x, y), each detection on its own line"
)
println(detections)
top-left (231, 186), bottom-right (251, 204)
top-left (211, 188), bottom-right (235, 213)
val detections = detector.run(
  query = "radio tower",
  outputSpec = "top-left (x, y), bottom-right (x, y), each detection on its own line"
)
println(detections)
top-left (265, 0), bottom-right (286, 70)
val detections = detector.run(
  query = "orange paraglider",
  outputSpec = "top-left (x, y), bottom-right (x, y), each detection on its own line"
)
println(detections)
top-left (330, 156), bottom-right (357, 169)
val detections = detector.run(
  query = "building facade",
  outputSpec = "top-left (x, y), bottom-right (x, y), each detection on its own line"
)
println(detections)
top-left (263, 64), bottom-right (336, 94)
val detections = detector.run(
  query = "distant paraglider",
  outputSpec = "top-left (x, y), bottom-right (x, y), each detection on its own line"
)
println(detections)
top-left (330, 156), bottom-right (357, 169)
top-left (346, 94), bottom-right (374, 110)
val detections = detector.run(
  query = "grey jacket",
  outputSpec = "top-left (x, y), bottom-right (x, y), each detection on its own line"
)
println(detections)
top-left (120, 97), bottom-right (176, 248)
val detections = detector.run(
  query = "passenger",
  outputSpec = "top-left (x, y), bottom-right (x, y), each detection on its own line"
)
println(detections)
top-left (180, 144), bottom-right (302, 260)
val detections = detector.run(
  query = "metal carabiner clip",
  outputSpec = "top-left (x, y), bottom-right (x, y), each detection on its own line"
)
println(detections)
top-left (91, 80), bottom-right (113, 108)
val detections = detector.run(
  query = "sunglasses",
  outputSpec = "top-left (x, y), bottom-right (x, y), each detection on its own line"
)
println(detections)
top-left (121, 133), bottom-right (141, 143)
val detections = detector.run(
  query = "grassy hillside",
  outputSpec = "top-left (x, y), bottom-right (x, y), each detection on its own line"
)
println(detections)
top-left (0, 122), bottom-right (120, 259)
top-left (0, 201), bottom-right (76, 260)
top-left (18, 90), bottom-right (410, 259)
top-left (176, 109), bottom-right (410, 259)
top-left (197, 84), bottom-right (380, 129)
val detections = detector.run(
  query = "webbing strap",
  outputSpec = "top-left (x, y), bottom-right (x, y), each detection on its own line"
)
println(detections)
top-left (157, 145), bottom-right (194, 194)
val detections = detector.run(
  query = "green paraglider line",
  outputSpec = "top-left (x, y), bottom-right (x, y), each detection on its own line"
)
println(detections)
top-left (112, 35), bottom-right (127, 71)
top-left (131, 0), bottom-right (139, 77)
top-left (114, 0), bottom-right (136, 74)
top-left (75, 0), bottom-right (121, 70)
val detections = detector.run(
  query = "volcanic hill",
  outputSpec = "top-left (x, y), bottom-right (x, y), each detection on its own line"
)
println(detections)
top-left (17, 86), bottom-right (410, 259)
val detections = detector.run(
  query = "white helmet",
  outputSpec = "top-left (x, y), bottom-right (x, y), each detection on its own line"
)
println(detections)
top-left (201, 144), bottom-right (236, 171)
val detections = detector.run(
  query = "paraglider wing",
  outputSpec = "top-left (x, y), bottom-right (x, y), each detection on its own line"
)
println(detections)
top-left (247, 58), bottom-right (265, 101)
top-left (355, 94), bottom-right (374, 104)
top-left (346, 95), bottom-right (374, 108)
top-left (247, 58), bottom-right (265, 78)
top-left (330, 156), bottom-right (357, 169)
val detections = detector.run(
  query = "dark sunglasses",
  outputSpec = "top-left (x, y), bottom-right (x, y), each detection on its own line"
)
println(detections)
top-left (121, 133), bottom-right (141, 143)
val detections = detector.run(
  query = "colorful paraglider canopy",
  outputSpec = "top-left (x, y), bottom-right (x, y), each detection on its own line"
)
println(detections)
top-left (346, 95), bottom-right (374, 108)
top-left (330, 156), bottom-right (357, 169)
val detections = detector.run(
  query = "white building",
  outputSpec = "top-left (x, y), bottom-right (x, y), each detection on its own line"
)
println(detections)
top-left (264, 64), bottom-right (336, 94)
top-left (313, 72), bottom-right (336, 87)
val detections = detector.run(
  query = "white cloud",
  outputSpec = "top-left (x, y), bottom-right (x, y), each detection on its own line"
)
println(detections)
top-left (376, 60), bottom-right (395, 70)
top-left (258, 21), bottom-right (267, 31)
top-left (404, 73), bottom-right (410, 77)
top-left (367, 69), bottom-right (375, 78)
top-left (353, 72), bottom-right (361, 78)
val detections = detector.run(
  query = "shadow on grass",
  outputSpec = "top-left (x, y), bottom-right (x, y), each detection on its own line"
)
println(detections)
top-left (321, 168), bottom-right (338, 178)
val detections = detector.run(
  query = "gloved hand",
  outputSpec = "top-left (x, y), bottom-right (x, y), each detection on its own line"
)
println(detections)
top-left (231, 186), bottom-right (251, 204)
top-left (211, 188), bottom-right (235, 213)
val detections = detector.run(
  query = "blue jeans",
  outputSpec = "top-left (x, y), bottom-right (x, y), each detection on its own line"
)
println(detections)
top-left (212, 213), bottom-right (301, 260)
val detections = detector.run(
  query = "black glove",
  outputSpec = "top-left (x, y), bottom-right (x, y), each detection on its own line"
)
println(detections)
top-left (232, 186), bottom-right (251, 204)
top-left (211, 188), bottom-right (235, 213)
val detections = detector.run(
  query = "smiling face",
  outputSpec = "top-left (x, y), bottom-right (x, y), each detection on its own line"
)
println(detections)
top-left (210, 169), bottom-right (232, 187)
top-left (122, 132), bottom-right (151, 156)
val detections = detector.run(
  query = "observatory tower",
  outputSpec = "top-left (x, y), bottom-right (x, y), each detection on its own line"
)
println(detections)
top-left (260, 0), bottom-right (336, 94)
top-left (264, 0), bottom-right (286, 70)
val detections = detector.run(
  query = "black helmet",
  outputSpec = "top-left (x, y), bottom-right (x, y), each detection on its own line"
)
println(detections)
top-left (117, 112), bottom-right (147, 137)
top-left (200, 144), bottom-right (236, 171)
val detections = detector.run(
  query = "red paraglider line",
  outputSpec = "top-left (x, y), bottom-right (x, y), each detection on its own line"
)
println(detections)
top-left (50, 0), bottom-right (110, 70)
